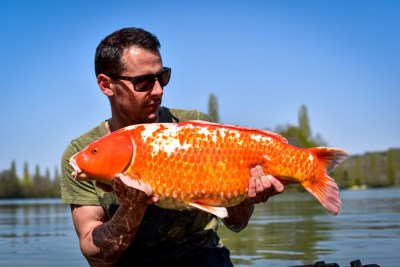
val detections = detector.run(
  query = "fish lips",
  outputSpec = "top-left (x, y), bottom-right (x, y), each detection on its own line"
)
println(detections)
top-left (69, 157), bottom-right (88, 179)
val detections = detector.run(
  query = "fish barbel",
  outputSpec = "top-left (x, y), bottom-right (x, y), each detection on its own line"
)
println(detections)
top-left (69, 120), bottom-right (350, 218)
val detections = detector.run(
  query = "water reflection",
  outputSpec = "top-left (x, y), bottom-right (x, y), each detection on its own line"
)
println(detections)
top-left (0, 199), bottom-right (85, 267)
top-left (0, 189), bottom-right (399, 267)
top-left (219, 188), bottom-right (400, 267)
top-left (0, 199), bottom-right (70, 238)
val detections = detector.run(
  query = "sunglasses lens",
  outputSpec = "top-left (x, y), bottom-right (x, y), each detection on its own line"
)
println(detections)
top-left (133, 68), bottom-right (171, 92)
top-left (159, 68), bottom-right (171, 87)
top-left (134, 76), bottom-right (155, 92)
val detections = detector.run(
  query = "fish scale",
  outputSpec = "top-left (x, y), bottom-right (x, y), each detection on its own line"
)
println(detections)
top-left (70, 120), bottom-right (350, 218)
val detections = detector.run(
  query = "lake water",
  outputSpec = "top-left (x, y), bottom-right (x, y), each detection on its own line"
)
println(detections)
top-left (1, 188), bottom-right (399, 267)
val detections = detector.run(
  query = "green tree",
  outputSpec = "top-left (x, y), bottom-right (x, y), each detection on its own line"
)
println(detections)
top-left (21, 161), bottom-right (32, 197)
top-left (31, 164), bottom-right (47, 197)
top-left (0, 170), bottom-right (23, 198)
top-left (368, 154), bottom-right (379, 186)
top-left (52, 166), bottom-right (61, 197)
top-left (386, 150), bottom-right (398, 186)
top-left (298, 104), bottom-right (311, 140)
top-left (342, 170), bottom-right (350, 188)
top-left (275, 124), bottom-right (306, 147)
top-left (208, 93), bottom-right (220, 123)
top-left (352, 157), bottom-right (364, 186)
top-left (10, 160), bottom-right (17, 178)
top-left (0, 160), bottom-right (22, 198)
top-left (275, 105), bottom-right (326, 148)
top-left (43, 168), bottom-right (52, 197)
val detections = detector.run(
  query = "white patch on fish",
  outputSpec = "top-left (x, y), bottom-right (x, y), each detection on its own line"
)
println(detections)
top-left (198, 127), bottom-right (211, 136)
top-left (250, 134), bottom-right (271, 142)
top-left (148, 124), bottom-right (192, 157)
top-left (197, 127), bottom-right (229, 144)
top-left (138, 124), bottom-right (163, 141)
top-left (152, 139), bottom-right (191, 157)
top-left (218, 128), bottom-right (227, 138)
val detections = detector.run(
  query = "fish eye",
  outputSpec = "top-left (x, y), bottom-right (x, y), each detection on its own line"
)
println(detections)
top-left (92, 148), bottom-right (98, 154)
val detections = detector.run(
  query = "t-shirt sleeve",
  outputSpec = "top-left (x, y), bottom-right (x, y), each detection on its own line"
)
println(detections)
top-left (61, 141), bottom-right (101, 206)
top-left (195, 110), bottom-right (214, 122)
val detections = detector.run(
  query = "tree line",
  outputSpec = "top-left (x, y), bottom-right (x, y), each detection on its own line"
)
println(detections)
top-left (331, 149), bottom-right (400, 188)
top-left (0, 161), bottom-right (61, 198)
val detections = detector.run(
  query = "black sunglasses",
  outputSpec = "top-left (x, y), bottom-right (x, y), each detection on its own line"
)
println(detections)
top-left (109, 67), bottom-right (171, 92)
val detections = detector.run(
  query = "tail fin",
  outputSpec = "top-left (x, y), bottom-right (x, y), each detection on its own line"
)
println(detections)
top-left (302, 147), bottom-right (350, 216)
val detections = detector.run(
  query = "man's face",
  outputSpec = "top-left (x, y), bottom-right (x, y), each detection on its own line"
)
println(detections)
top-left (110, 47), bottom-right (165, 125)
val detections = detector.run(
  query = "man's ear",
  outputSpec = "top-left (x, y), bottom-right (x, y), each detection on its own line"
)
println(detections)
top-left (98, 74), bottom-right (114, 96)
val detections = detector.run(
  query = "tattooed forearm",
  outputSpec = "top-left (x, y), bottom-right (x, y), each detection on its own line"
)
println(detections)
top-left (75, 178), bottom-right (155, 267)
top-left (88, 205), bottom-right (146, 266)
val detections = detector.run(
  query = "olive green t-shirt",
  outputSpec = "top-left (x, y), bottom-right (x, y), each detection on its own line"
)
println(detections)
top-left (61, 107), bottom-right (229, 265)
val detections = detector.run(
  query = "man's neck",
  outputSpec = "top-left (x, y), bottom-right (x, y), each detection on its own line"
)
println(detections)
top-left (106, 116), bottom-right (160, 133)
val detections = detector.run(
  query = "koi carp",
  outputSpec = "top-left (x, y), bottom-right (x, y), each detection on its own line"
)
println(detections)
top-left (69, 120), bottom-right (349, 218)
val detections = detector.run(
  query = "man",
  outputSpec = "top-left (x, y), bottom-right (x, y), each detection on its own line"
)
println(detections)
top-left (61, 27), bottom-right (284, 267)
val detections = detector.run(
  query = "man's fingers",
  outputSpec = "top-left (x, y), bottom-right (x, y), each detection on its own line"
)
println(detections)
top-left (113, 177), bottom-right (124, 194)
top-left (266, 175), bottom-right (285, 193)
top-left (248, 177), bottom-right (257, 198)
top-left (254, 165), bottom-right (265, 177)
top-left (250, 167), bottom-right (258, 177)
top-left (150, 196), bottom-right (158, 204)
top-left (255, 176), bottom-right (269, 193)
top-left (248, 165), bottom-right (285, 203)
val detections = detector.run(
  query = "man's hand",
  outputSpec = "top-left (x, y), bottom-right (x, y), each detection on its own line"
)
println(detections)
top-left (113, 176), bottom-right (158, 207)
top-left (247, 165), bottom-right (284, 204)
top-left (223, 165), bottom-right (284, 232)
top-left (95, 175), bottom-right (158, 206)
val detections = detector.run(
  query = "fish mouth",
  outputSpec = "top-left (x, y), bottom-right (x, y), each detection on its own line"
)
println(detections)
top-left (69, 157), bottom-right (88, 179)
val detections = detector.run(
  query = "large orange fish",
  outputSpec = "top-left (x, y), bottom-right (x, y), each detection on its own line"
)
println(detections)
top-left (69, 120), bottom-right (349, 218)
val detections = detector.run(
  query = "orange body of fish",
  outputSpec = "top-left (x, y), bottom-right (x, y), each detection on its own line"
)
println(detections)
top-left (69, 120), bottom-right (350, 218)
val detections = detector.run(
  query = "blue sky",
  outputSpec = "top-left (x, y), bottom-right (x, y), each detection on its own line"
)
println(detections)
top-left (1, 0), bottom-right (399, 176)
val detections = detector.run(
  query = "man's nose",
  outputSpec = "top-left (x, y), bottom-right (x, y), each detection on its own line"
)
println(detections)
top-left (151, 79), bottom-right (164, 95)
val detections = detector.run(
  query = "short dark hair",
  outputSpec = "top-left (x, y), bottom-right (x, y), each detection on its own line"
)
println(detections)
top-left (94, 27), bottom-right (161, 77)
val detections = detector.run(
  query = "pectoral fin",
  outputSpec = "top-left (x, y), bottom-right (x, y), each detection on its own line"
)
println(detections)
top-left (117, 173), bottom-right (153, 196)
top-left (188, 202), bottom-right (228, 218)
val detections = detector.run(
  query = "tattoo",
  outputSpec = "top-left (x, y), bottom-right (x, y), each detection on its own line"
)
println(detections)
top-left (90, 205), bottom-right (147, 266)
